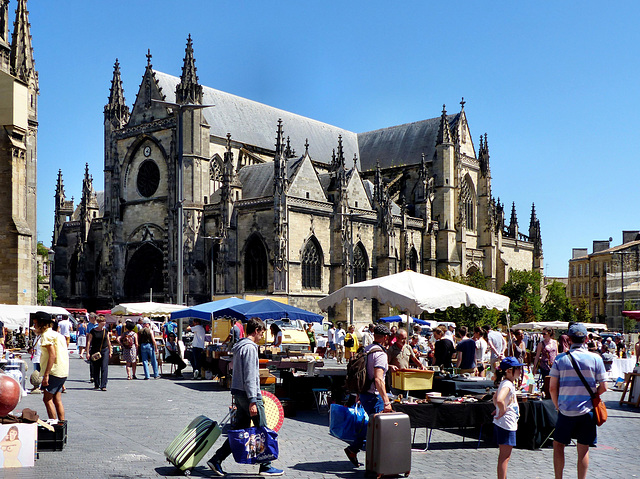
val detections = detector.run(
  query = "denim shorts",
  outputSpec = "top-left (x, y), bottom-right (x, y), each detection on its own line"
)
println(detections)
top-left (554, 411), bottom-right (597, 446)
top-left (42, 374), bottom-right (66, 394)
top-left (494, 425), bottom-right (516, 446)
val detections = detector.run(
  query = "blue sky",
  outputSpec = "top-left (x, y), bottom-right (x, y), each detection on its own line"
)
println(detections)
top-left (24, 1), bottom-right (640, 278)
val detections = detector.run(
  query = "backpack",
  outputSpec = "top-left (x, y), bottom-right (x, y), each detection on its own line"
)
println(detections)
top-left (121, 332), bottom-right (134, 348)
top-left (344, 345), bottom-right (383, 394)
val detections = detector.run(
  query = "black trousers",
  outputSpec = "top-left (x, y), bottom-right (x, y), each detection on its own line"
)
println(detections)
top-left (90, 348), bottom-right (109, 388)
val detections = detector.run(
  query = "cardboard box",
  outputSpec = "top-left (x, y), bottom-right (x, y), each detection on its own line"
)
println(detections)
top-left (392, 369), bottom-right (434, 390)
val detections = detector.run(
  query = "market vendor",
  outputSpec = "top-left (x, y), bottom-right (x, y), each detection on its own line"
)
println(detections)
top-left (388, 329), bottom-right (426, 371)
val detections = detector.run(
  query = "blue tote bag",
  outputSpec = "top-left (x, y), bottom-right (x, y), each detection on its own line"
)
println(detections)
top-left (329, 403), bottom-right (369, 444)
top-left (228, 426), bottom-right (279, 464)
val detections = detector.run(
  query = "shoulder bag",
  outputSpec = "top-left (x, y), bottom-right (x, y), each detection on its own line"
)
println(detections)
top-left (567, 352), bottom-right (607, 426)
top-left (91, 330), bottom-right (106, 362)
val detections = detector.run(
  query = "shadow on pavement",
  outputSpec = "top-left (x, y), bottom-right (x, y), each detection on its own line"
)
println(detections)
top-left (289, 460), bottom-right (364, 478)
top-left (174, 381), bottom-right (228, 392)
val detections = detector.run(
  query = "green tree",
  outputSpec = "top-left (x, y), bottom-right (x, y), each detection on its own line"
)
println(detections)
top-left (428, 270), bottom-right (501, 329)
top-left (575, 299), bottom-right (591, 323)
top-left (543, 281), bottom-right (574, 322)
top-left (37, 286), bottom-right (56, 306)
top-left (499, 269), bottom-right (543, 324)
top-left (623, 300), bottom-right (637, 333)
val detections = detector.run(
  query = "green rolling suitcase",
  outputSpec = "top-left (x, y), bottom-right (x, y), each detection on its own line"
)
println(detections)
top-left (165, 415), bottom-right (221, 474)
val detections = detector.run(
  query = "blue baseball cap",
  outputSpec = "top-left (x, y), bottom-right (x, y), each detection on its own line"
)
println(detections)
top-left (499, 356), bottom-right (526, 371)
top-left (568, 323), bottom-right (588, 339)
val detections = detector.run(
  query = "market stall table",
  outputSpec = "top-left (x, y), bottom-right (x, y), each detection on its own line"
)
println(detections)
top-left (393, 398), bottom-right (556, 450)
top-left (607, 358), bottom-right (636, 380)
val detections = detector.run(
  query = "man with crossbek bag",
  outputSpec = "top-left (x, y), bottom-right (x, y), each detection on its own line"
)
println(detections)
top-left (549, 323), bottom-right (607, 479)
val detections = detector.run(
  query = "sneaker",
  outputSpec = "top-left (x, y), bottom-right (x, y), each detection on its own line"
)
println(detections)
top-left (344, 447), bottom-right (360, 467)
top-left (259, 466), bottom-right (284, 476)
top-left (207, 459), bottom-right (225, 476)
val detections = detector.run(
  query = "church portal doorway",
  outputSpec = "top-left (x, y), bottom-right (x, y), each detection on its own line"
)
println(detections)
top-left (124, 243), bottom-right (164, 300)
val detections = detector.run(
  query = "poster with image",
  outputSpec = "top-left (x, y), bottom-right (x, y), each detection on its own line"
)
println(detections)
top-left (0, 423), bottom-right (36, 468)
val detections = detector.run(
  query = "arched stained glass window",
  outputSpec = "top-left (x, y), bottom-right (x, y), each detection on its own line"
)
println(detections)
top-left (461, 177), bottom-right (475, 231)
top-left (353, 242), bottom-right (368, 283)
top-left (244, 235), bottom-right (267, 291)
top-left (302, 237), bottom-right (322, 289)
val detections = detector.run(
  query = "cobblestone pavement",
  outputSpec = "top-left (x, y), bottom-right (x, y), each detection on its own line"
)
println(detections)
top-left (5, 355), bottom-right (640, 479)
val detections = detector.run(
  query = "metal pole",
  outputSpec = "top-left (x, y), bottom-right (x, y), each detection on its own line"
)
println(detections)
top-left (350, 216), bottom-right (354, 326)
top-left (211, 240), bottom-right (216, 301)
top-left (176, 108), bottom-right (185, 340)
top-left (621, 258), bottom-right (625, 335)
top-left (48, 249), bottom-right (54, 306)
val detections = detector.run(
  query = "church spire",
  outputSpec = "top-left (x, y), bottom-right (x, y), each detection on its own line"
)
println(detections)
top-left (436, 104), bottom-right (452, 145)
top-left (528, 203), bottom-right (542, 254)
top-left (508, 202), bottom-right (518, 238)
top-left (274, 119), bottom-right (287, 194)
top-left (104, 59), bottom-right (130, 127)
top-left (55, 169), bottom-right (65, 208)
top-left (175, 34), bottom-right (202, 104)
top-left (9, 0), bottom-right (35, 83)
top-left (479, 133), bottom-right (491, 177)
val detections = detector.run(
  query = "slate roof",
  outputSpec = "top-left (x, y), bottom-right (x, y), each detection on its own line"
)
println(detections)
top-left (238, 157), bottom-right (305, 200)
top-left (153, 71), bottom-right (462, 173)
top-left (154, 71), bottom-right (359, 165)
top-left (357, 114), bottom-right (460, 172)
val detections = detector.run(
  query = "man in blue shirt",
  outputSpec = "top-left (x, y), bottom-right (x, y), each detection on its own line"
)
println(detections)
top-left (549, 323), bottom-right (606, 479)
top-left (455, 326), bottom-right (477, 374)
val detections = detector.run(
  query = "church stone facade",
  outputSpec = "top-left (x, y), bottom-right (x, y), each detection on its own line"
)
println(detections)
top-left (0, 0), bottom-right (38, 305)
top-left (52, 37), bottom-right (543, 321)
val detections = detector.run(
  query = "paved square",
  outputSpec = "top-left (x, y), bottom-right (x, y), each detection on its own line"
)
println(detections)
top-left (14, 356), bottom-right (640, 478)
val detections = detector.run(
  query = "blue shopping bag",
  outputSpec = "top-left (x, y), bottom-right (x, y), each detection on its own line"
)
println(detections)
top-left (329, 403), bottom-right (369, 444)
top-left (228, 426), bottom-right (279, 464)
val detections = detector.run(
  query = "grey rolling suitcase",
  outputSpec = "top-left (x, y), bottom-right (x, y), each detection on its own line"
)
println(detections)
top-left (365, 412), bottom-right (411, 478)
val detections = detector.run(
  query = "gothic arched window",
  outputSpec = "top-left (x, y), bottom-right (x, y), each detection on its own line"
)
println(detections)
top-left (353, 242), bottom-right (368, 283)
top-left (244, 235), bottom-right (267, 291)
top-left (461, 177), bottom-right (475, 231)
top-left (409, 247), bottom-right (418, 272)
top-left (302, 237), bottom-right (322, 289)
top-left (209, 154), bottom-right (223, 194)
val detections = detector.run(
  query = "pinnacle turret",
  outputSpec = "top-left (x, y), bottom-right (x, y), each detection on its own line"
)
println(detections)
top-left (9, 0), bottom-right (35, 83)
top-left (175, 34), bottom-right (202, 104)
top-left (104, 59), bottom-right (130, 127)
top-left (508, 202), bottom-right (518, 238)
top-left (436, 104), bottom-right (452, 145)
top-left (479, 133), bottom-right (490, 177)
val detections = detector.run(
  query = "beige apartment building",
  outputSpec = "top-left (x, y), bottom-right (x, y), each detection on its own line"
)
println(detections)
top-left (568, 231), bottom-right (640, 329)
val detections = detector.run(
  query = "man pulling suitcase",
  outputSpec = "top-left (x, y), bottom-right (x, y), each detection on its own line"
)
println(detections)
top-left (207, 318), bottom-right (284, 477)
top-left (344, 324), bottom-right (394, 466)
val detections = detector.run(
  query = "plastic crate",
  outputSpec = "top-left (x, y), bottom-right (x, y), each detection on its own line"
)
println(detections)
top-left (391, 369), bottom-right (434, 390)
top-left (37, 421), bottom-right (67, 451)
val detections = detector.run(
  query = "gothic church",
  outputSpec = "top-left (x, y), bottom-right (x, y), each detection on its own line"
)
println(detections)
top-left (0, 0), bottom-right (38, 305)
top-left (52, 36), bottom-right (543, 321)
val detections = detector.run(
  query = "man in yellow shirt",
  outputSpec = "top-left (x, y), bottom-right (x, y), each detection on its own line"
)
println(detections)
top-left (32, 312), bottom-right (69, 421)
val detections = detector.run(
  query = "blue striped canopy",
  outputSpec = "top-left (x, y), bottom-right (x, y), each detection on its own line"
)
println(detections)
top-left (171, 297), bottom-right (250, 322)
top-left (214, 299), bottom-right (324, 323)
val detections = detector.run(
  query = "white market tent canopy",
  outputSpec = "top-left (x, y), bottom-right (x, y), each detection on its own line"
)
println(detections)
top-left (511, 321), bottom-right (608, 331)
top-left (318, 270), bottom-right (510, 316)
top-left (0, 305), bottom-right (73, 330)
top-left (111, 301), bottom-right (185, 317)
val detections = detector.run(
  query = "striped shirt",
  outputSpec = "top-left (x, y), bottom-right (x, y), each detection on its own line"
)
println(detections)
top-left (549, 344), bottom-right (606, 417)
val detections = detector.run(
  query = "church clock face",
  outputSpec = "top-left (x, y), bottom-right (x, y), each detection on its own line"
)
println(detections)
top-left (137, 160), bottom-right (160, 197)
top-left (143, 146), bottom-right (151, 157)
